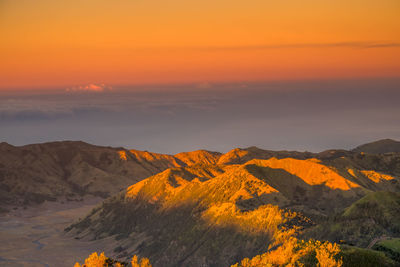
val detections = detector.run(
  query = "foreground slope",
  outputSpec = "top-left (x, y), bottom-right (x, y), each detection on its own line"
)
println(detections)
top-left (306, 191), bottom-right (400, 247)
top-left (68, 150), bottom-right (400, 266)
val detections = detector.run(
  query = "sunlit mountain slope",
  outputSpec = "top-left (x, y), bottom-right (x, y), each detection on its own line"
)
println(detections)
top-left (67, 149), bottom-right (400, 266)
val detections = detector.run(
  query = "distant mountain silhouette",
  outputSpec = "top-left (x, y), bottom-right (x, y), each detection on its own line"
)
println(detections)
top-left (353, 139), bottom-right (400, 154)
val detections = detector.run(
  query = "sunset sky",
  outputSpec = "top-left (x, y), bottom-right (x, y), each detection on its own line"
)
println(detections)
top-left (1, 0), bottom-right (400, 89)
top-left (1, 1), bottom-right (399, 152)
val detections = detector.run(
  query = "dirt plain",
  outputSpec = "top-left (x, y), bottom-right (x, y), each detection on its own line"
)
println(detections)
top-left (0, 198), bottom-right (115, 267)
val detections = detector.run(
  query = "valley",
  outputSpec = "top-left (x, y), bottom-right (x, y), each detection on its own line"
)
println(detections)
top-left (0, 198), bottom-right (116, 267)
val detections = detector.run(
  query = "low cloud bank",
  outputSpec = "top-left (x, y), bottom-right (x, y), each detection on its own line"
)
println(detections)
top-left (66, 83), bottom-right (113, 93)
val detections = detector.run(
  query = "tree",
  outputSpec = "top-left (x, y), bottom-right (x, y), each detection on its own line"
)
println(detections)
top-left (75, 252), bottom-right (152, 267)
top-left (74, 252), bottom-right (107, 267)
top-left (131, 255), bottom-right (152, 267)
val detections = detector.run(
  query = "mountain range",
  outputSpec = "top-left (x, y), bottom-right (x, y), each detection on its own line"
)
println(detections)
top-left (2, 139), bottom-right (400, 266)
top-left (0, 141), bottom-right (220, 211)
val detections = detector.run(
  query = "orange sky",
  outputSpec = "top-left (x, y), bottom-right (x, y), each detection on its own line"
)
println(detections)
top-left (1, 0), bottom-right (399, 89)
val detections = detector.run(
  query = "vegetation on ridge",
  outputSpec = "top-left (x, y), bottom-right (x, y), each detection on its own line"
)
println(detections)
top-left (231, 238), bottom-right (343, 267)
top-left (305, 191), bottom-right (400, 248)
top-left (74, 252), bottom-right (151, 267)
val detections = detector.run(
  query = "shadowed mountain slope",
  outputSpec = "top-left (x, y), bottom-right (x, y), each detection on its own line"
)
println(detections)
top-left (305, 191), bottom-right (400, 248)
top-left (353, 139), bottom-right (400, 154)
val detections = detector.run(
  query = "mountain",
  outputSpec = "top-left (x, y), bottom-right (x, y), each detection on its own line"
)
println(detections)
top-left (353, 139), bottom-right (400, 154)
top-left (67, 149), bottom-right (400, 266)
top-left (4, 139), bottom-right (399, 212)
top-left (3, 140), bottom-right (400, 265)
top-left (0, 141), bottom-right (220, 212)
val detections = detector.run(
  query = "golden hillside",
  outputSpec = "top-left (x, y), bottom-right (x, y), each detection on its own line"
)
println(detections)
top-left (68, 151), bottom-right (400, 266)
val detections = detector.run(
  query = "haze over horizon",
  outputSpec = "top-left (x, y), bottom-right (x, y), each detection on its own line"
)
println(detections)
top-left (1, 79), bottom-right (399, 154)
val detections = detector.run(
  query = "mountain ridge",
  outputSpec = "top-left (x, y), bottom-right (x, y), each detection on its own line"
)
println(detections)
top-left (2, 139), bottom-right (400, 212)
top-left (0, 141), bottom-right (223, 211)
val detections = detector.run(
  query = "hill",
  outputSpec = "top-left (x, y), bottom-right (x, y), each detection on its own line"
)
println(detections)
top-left (0, 141), bottom-right (220, 211)
top-left (3, 139), bottom-right (400, 212)
top-left (2, 140), bottom-right (400, 265)
top-left (373, 238), bottom-right (400, 262)
top-left (353, 139), bottom-right (400, 154)
top-left (67, 153), bottom-right (400, 266)
top-left (304, 191), bottom-right (400, 248)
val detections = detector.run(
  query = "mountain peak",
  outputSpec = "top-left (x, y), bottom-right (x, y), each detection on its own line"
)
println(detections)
top-left (0, 142), bottom-right (14, 149)
top-left (174, 150), bottom-right (222, 165)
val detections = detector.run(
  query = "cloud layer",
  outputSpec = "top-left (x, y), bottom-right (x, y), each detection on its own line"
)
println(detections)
top-left (66, 83), bottom-right (113, 93)
top-left (1, 79), bottom-right (400, 153)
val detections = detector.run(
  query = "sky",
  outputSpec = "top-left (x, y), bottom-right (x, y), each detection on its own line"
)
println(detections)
top-left (0, 1), bottom-right (399, 152)
top-left (1, 0), bottom-right (400, 88)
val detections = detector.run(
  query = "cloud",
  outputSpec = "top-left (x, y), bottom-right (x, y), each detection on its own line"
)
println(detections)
top-left (66, 83), bottom-right (113, 93)
top-left (175, 41), bottom-right (400, 52)
top-left (0, 88), bottom-right (222, 122)
top-left (196, 82), bottom-right (213, 89)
